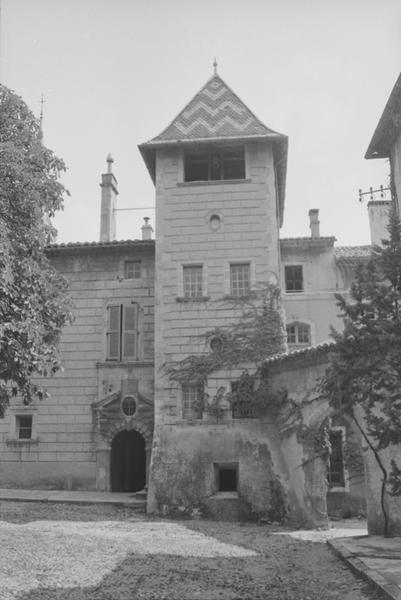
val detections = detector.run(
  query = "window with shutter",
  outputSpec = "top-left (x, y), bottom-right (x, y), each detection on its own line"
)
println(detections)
top-left (106, 304), bottom-right (138, 361)
top-left (122, 305), bottom-right (137, 360)
top-left (107, 305), bottom-right (121, 360)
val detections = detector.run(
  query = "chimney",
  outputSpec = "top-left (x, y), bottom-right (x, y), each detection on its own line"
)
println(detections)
top-left (367, 200), bottom-right (391, 246)
top-left (141, 217), bottom-right (153, 240)
top-left (309, 209), bottom-right (320, 238)
top-left (99, 154), bottom-right (118, 242)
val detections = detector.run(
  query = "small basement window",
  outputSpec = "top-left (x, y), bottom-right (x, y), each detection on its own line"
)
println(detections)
top-left (185, 145), bottom-right (245, 182)
top-left (17, 416), bottom-right (32, 440)
top-left (214, 462), bottom-right (238, 492)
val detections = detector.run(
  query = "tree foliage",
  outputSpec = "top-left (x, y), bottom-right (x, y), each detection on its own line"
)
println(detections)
top-left (0, 85), bottom-right (72, 410)
top-left (164, 284), bottom-right (287, 415)
top-left (321, 204), bottom-right (401, 535)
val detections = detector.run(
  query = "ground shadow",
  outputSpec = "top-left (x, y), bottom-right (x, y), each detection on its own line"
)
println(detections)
top-left (15, 533), bottom-right (379, 600)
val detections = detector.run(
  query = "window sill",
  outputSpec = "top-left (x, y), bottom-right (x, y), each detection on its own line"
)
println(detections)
top-left (96, 360), bottom-right (154, 368)
top-left (222, 294), bottom-right (253, 301)
top-left (177, 179), bottom-right (251, 187)
top-left (209, 491), bottom-right (239, 499)
top-left (176, 296), bottom-right (210, 303)
top-left (327, 486), bottom-right (348, 493)
top-left (284, 290), bottom-right (304, 295)
top-left (6, 438), bottom-right (39, 446)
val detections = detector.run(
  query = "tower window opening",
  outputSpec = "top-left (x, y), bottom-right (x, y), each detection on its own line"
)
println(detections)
top-left (185, 145), bottom-right (245, 182)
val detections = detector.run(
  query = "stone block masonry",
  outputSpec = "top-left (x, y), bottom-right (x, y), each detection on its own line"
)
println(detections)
top-left (0, 243), bottom-right (155, 490)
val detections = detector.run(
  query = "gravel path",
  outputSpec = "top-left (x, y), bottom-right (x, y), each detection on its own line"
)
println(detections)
top-left (0, 502), bottom-right (383, 600)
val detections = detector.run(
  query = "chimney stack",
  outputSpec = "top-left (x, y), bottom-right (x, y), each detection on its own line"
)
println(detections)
top-left (309, 209), bottom-right (320, 238)
top-left (99, 154), bottom-right (118, 242)
top-left (141, 217), bottom-right (153, 240)
top-left (367, 200), bottom-right (391, 246)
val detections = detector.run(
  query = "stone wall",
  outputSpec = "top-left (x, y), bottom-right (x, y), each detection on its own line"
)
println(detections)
top-left (0, 243), bottom-right (155, 490)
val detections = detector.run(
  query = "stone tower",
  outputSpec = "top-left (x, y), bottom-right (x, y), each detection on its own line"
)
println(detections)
top-left (139, 68), bottom-right (288, 518)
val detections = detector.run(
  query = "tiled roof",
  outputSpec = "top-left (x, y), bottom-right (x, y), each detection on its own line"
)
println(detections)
top-left (365, 72), bottom-right (401, 159)
top-left (139, 73), bottom-right (288, 226)
top-left (335, 245), bottom-right (371, 263)
top-left (143, 74), bottom-right (284, 143)
top-left (280, 236), bottom-right (336, 249)
top-left (46, 239), bottom-right (155, 253)
top-left (263, 341), bottom-right (336, 368)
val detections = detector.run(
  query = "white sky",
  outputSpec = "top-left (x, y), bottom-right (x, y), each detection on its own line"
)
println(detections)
top-left (1, 0), bottom-right (400, 245)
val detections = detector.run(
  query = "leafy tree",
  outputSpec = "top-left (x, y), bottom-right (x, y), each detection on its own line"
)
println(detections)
top-left (321, 203), bottom-right (401, 535)
top-left (0, 85), bottom-right (72, 410)
top-left (164, 284), bottom-right (287, 415)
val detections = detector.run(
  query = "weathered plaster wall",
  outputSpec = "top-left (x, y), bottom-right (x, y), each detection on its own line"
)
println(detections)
top-left (362, 425), bottom-right (401, 536)
top-left (0, 245), bottom-right (155, 490)
top-left (267, 358), bottom-right (330, 527)
top-left (281, 244), bottom-right (343, 345)
top-left (148, 420), bottom-right (283, 520)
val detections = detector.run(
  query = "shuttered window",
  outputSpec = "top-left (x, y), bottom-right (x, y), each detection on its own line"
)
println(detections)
top-left (107, 304), bottom-right (138, 361)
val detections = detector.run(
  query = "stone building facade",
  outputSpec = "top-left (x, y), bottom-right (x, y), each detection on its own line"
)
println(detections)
top-left (0, 68), bottom-right (394, 525)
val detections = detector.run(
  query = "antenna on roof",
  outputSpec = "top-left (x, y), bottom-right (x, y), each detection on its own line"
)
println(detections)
top-left (213, 57), bottom-right (218, 76)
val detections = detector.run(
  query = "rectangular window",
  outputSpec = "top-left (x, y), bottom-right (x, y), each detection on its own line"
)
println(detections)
top-left (124, 261), bottom-right (141, 279)
top-left (183, 265), bottom-right (203, 298)
top-left (185, 145), bottom-right (245, 182)
top-left (286, 323), bottom-right (311, 346)
top-left (231, 380), bottom-right (254, 418)
top-left (214, 462), bottom-right (238, 492)
top-left (17, 416), bottom-right (32, 440)
top-left (285, 265), bottom-right (303, 293)
top-left (106, 304), bottom-right (138, 361)
top-left (182, 384), bottom-right (204, 419)
top-left (230, 263), bottom-right (250, 297)
top-left (328, 430), bottom-right (345, 487)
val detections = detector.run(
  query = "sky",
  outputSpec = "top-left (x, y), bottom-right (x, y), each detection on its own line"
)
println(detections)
top-left (1, 0), bottom-right (400, 245)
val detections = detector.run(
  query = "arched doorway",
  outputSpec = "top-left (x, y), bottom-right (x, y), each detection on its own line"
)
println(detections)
top-left (110, 430), bottom-right (146, 492)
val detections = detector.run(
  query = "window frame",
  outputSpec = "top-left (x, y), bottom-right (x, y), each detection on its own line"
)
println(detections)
top-left (106, 304), bottom-right (139, 362)
top-left (17, 415), bottom-right (33, 440)
top-left (6, 408), bottom-right (38, 444)
top-left (284, 264), bottom-right (304, 293)
top-left (286, 322), bottom-right (311, 346)
top-left (124, 260), bottom-right (141, 280)
top-left (182, 383), bottom-right (204, 419)
top-left (184, 145), bottom-right (246, 183)
top-left (214, 462), bottom-right (239, 493)
top-left (229, 262), bottom-right (251, 297)
top-left (182, 265), bottom-right (204, 299)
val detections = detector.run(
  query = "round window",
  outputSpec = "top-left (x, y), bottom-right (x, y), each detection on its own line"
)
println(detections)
top-left (209, 214), bottom-right (221, 231)
top-left (122, 395), bottom-right (137, 417)
top-left (210, 337), bottom-right (224, 353)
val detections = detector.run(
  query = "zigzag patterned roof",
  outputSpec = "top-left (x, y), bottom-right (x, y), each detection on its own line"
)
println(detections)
top-left (148, 74), bottom-right (281, 142)
top-left (139, 72), bottom-right (288, 225)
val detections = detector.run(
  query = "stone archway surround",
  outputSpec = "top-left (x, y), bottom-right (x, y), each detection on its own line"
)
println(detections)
top-left (95, 418), bottom-right (153, 492)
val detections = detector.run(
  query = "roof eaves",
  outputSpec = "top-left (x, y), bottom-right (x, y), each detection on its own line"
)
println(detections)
top-left (365, 72), bottom-right (401, 159)
top-left (280, 236), bottom-right (336, 248)
top-left (263, 341), bottom-right (336, 370)
top-left (46, 239), bottom-right (155, 253)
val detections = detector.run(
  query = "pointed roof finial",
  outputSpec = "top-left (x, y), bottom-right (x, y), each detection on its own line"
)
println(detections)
top-left (213, 57), bottom-right (218, 76)
top-left (106, 153), bottom-right (114, 173)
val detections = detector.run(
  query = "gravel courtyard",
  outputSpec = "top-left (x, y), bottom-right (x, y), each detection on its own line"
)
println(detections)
top-left (0, 502), bottom-right (383, 600)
